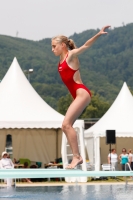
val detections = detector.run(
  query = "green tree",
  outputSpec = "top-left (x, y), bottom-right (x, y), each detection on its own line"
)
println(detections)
top-left (81, 92), bottom-right (110, 118)
top-left (57, 91), bottom-right (110, 119)
top-left (57, 94), bottom-right (72, 115)
top-left (1, 23), bottom-right (133, 110)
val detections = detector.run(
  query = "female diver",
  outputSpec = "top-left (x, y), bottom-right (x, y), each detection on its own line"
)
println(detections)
top-left (51, 25), bottom-right (110, 169)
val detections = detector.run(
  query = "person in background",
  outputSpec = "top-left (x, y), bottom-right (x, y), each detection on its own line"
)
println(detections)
top-left (22, 162), bottom-right (32, 183)
top-left (13, 158), bottom-right (20, 164)
top-left (108, 148), bottom-right (118, 170)
top-left (7, 153), bottom-right (10, 158)
top-left (0, 151), bottom-right (14, 169)
top-left (119, 148), bottom-right (129, 171)
top-left (0, 151), bottom-right (14, 186)
top-left (128, 149), bottom-right (133, 170)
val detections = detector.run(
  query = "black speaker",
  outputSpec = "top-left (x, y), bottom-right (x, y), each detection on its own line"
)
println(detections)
top-left (106, 130), bottom-right (116, 144)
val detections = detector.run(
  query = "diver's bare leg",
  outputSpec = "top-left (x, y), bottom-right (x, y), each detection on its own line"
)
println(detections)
top-left (62, 89), bottom-right (91, 168)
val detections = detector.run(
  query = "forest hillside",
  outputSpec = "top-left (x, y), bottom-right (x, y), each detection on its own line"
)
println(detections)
top-left (0, 23), bottom-right (133, 109)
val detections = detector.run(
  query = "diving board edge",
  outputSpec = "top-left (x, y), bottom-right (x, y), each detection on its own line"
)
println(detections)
top-left (0, 169), bottom-right (132, 179)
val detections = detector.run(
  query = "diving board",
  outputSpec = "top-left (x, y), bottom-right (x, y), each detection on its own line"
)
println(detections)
top-left (0, 169), bottom-right (133, 179)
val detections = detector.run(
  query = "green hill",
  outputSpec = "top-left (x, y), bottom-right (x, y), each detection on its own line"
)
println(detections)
top-left (0, 23), bottom-right (133, 109)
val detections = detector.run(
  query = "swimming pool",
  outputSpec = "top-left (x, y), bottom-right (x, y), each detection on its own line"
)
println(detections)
top-left (0, 184), bottom-right (133, 200)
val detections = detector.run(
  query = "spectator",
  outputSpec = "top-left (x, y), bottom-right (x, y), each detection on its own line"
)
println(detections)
top-left (0, 151), bottom-right (14, 186)
top-left (7, 153), bottom-right (10, 158)
top-left (13, 158), bottom-right (20, 164)
top-left (108, 148), bottom-right (118, 170)
top-left (0, 151), bottom-right (14, 169)
top-left (22, 162), bottom-right (32, 183)
top-left (119, 148), bottom-right (129, 171)
top-left (128, 149), bottom-right (133, 170)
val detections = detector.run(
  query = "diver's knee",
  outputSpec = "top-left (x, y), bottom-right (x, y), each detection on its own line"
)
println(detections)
top-left (62, 122), bottom-right (71, 133)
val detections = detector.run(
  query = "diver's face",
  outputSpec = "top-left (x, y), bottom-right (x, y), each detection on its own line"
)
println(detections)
top-left (51, 40), bottom-right (64, 56)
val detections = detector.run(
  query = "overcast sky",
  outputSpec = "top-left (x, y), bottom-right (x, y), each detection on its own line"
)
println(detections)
top-left (0, 0), bottom-right (132, 41)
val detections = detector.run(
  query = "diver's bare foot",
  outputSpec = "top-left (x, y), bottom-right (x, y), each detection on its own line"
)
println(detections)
top-left (65, 154), bottom-right (83, 169)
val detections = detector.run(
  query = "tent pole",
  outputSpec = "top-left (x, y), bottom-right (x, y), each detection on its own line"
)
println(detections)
top-left (110, 143), bottom-right (111, 168)
top-left (56, 129), bottom-right (58, 159)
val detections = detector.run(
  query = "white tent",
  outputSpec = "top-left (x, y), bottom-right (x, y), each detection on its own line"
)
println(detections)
top-left (0, 58), bottom-right (84, 166)
top-left (84, 82), bottom-right (133, 170)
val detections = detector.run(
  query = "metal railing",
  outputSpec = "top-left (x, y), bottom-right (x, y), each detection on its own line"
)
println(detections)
top-left (125, 162), bottom-right (132, 184)
top-left (125, 162), bottom-right (132, 171)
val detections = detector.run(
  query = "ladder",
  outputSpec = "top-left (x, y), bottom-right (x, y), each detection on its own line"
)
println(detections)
top-left (61, 127), bottom-right (87, 182)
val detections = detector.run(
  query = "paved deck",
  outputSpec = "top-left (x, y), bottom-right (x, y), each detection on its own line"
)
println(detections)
top-left (1, 180), bottom-right (133, 187)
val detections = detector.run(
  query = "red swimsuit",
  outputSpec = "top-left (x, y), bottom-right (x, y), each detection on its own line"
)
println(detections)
top-left (58, 57), bottom-right (91, 99)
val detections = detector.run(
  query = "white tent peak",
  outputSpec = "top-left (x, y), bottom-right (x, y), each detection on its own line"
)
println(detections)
top-left (13, 57), bottom-right (17, 61)
top-left (113, 82), bottom-right (133, 104)
top-left (84, 82), bottom-right (133, 136)
top-left (1, 57), bottom-right (29, 86)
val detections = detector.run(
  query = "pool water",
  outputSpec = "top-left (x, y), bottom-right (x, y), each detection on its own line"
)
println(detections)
top-left (0, 184), bottom-right (133, 200)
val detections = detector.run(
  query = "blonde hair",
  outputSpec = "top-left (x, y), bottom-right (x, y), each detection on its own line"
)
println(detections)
top-left (52, 35), bottom-right (77, 50)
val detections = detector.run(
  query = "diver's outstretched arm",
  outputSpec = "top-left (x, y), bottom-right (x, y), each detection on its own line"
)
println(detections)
top-left (70, 25), bottom-right (111, 56)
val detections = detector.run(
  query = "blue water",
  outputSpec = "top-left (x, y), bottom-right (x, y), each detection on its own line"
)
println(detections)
top-left (0, 184), bottom-right (133, 200)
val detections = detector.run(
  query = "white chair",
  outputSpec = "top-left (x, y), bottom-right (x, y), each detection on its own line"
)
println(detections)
top-left (102, 163), bottom-right (115, 171)
top-left (86, 162), bottom-right (95, 171)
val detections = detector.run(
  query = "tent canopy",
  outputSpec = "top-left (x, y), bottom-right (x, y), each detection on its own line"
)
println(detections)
top-left (84, 82), bottom-right (133, 171)
top-left (0, 58), bottom-right (84, 165)
top-left (0, 57), bottom-right (83, 129)
top-left (84, 82), bottom-right (133, 137)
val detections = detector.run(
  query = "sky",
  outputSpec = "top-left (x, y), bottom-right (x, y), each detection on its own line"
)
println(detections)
top-left (0, 0), bottom-right (133, 41)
